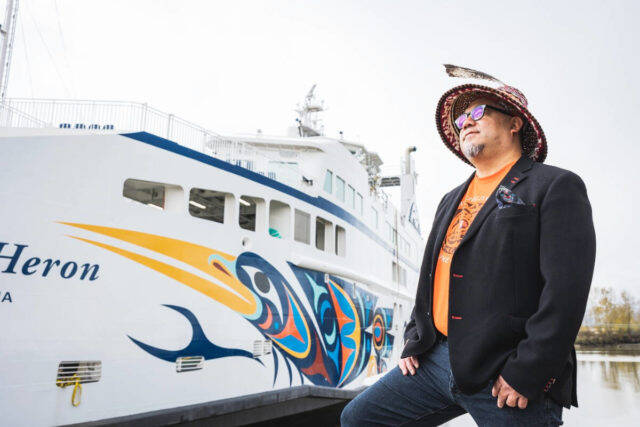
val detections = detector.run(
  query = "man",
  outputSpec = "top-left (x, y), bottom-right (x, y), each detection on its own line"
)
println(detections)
top-left (341, 75), bottom-right (596, 426)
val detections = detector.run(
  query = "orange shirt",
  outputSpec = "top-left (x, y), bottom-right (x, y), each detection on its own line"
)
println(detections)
top-left (433, 159), bottom-right (518, 335)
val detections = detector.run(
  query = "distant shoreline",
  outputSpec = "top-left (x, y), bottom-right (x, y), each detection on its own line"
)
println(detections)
top-left (576, 342), bottom-right (640, 351)
top-left (576, 326), bottom-right (640, 347)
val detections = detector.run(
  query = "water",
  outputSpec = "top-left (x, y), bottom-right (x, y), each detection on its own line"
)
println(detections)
top-left (445, 345), bottom-right (640, 426)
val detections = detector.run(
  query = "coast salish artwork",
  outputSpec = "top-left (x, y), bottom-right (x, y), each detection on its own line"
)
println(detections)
top-left (61, 222), bottom-right (396, 387)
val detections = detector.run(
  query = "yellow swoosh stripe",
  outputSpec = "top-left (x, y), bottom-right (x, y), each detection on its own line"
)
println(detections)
top-left (59, 222), bottom-right (233, 270)
top-left (60, 223), bottom-right (258, 315)
top-left (68, 235), bottom-right (255, 314)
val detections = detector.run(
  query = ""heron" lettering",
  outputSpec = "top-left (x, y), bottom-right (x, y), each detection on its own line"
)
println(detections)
top-left (0, 242), bottom-right (100, 281)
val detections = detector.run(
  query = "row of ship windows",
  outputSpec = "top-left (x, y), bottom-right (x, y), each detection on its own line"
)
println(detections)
top-left (323, 169), bottom-right (413, 260)
top-left (323, 169), bottom-right (364, 215)
top-left (123, 178), bottom-right (347, 256)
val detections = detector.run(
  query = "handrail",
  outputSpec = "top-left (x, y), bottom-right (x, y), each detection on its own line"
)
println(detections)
top-left (0, 102), bottom-right (47, 127)
top-left (2, 98), bottom-right (307, 189)
top-left (1, 97), bottom-right (400, 221)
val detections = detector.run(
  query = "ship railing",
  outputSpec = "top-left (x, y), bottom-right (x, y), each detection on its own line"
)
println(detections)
top-left (0, 102), bottom-right (48, 128)
top-left (379, 189), bottom-right (391, 212)
top-left (2, 98), bottom-right (307, 189)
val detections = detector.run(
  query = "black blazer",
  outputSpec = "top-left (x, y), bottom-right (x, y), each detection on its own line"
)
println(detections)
top-left (401, 154), bottom-right (596, 409)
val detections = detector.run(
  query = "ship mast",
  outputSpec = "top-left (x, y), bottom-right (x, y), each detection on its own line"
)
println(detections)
top-left (0, 0), bottom-right (19, 102)
top-left (295, 84), bottom-right (325, 137)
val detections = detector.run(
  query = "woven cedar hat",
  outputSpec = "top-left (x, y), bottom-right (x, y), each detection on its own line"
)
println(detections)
top-left (436, 64), bottom-right (547, 166)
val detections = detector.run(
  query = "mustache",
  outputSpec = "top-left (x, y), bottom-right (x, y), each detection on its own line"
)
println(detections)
top-left (461, 130), bottom-right (478, 141)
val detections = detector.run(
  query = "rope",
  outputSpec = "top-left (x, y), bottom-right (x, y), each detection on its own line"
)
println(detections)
top-left (56, 373), bottom-right (82, 407)
top-left (71, 376), bottom-right (82, 407)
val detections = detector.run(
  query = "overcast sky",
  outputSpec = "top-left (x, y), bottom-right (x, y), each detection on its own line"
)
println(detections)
top-left (6, 0), bottom-right (639, 298)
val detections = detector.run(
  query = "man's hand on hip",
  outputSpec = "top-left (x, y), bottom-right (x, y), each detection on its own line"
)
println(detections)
top-left (492, 375), bottom-right (529, 409)
top-left (398, 356), bottom-right (419, 375)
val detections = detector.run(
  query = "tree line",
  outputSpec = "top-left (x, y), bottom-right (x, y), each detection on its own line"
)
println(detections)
top-left (577, 287), bottom-right (640, 346)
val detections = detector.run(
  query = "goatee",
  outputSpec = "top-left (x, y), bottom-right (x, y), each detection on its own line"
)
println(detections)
top-left (462, 141), bottom-right (485, 159)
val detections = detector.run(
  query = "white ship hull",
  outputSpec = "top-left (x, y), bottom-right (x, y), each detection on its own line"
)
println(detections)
top-left (0, 130), bottom-right (420, 426)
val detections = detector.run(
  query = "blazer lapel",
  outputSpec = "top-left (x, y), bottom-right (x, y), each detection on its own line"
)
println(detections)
top-left (457, 154), bottom-right (534, 249)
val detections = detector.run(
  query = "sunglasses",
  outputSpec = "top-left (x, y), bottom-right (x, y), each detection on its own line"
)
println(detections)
top-left (454, 104), bottom-right (512, 130)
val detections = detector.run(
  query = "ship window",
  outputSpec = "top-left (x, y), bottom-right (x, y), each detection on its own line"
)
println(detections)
top-left (400, 237), bottom-right (412, 258)
top-left (335, 225), bottom-right (346, 257)
top-left (123, 179), bottom-right (183, 212)
top-left (393, 303), bottom-right (399, 331)
top-left (357, 192), bottom-right (363, 215)
top-left (268, 161), bottom-right (299, 185)
top-left (315, 216), bottom-right (333, 251)
top-left (392, 262), bottom-right (407, 285)
top-left (392, 261), bottom-right (398, 282)
top-left (239, 195), bottom-right (265, 232)
top-left (347, 185), bottom-right (355, 209)
top-left (336, 176), bottom-right (345, 202)
top-left (387, 222), bottom-right (396, 244)
top-left (294, 209), bottom-right (311, 244)
top-left (269, 200), bottom-right (291, 239)
top-left (323, 170), bottom-right (333, 194)
top-left (372, 208), bottom-right (379, 229)
top-left (393, 263), bottom-right (407, 286)
top-left (189, 188), bottom-right (234, 224)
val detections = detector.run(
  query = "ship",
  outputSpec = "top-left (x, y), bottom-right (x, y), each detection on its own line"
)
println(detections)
top-left (0, 2), bottom-right (424, 425)
top-left (0, 87), bottom-right (424, 425)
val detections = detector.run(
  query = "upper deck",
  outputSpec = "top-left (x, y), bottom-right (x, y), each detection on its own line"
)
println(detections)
top-left (0, 98), bottom-right (424, 282)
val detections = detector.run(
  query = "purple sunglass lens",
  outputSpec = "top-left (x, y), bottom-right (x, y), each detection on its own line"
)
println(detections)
top-left (455, 114), bottom-right (467, 129)
top-left (471, 105), bottom-right (486, 120)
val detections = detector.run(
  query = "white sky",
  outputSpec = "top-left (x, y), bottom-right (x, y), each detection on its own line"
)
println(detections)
top-left (5, 0), bottom-right (639, 297)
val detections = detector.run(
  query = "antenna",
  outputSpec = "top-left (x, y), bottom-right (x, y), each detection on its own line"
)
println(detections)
top-left (295, 84), bottom-right (325, 137)
top-left (306, 84), bottom-right (316, 100)
top-left (0, 0), bottom-right (19, 102)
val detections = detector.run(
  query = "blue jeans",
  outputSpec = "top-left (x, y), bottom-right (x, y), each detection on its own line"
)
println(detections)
top-left (341, 341), bottom-right (563, 426)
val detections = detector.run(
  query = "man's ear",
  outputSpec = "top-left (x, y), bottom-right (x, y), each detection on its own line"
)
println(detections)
top-left (511, 116), bottom-right (524, 134)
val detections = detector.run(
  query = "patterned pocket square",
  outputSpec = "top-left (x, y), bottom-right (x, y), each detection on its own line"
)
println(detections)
top-left (496, 185), bottom-right (525, 209)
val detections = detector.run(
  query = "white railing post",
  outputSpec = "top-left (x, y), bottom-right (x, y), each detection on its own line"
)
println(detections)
top-left (7, 104), bottom-right (12, 126)
top-left (141, 102), bottom-right (148, 132)
top-left (166, 113), bottom-right (174, 139)
top-left (49, 100), bottom-right (55, 127)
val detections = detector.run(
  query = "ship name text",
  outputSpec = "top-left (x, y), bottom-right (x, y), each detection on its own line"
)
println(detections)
top-left (0, 242), bottom-right (100, 281)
